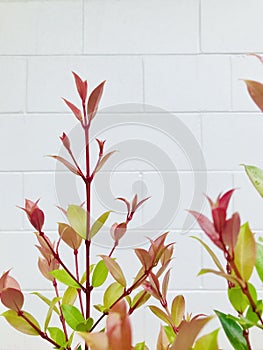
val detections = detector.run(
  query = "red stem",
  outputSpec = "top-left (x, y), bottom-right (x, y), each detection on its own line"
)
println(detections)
top-left (39, 232), bottom-right (85, 292)
top-left (74, 249), bottom-right (84, 316)
top-left (19, 311), bottom-right (62, 349)
top-left (83, 102), bottom-right (91, 350)
top-left (53, 280), bottom-right (69, 343)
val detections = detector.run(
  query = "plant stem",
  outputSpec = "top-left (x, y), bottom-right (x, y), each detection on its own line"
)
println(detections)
top-left (19, 311), bottom-right (62, 349)
top-left (39, 232), bottom-right (85, 292)
top-left (243, 329), bottom-right (252, 350)
top-left (74, 249), bottom-right (84, 316)
top-left (83, 102), bottom-right (91, 350)
top-left (53, 280), bottom-right (69, 343)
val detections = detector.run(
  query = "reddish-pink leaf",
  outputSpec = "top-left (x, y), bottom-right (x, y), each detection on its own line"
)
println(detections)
top-left (131, 194), bottom-right (138, 213)
top-left (135, 248), bottom-right (152, 270)
top-left (112, 222), bottom-right (127, 242)
top-left (244, 80), bottom-right (263, 112)
top-left (160, 244), bottom-right (174, 266)
top-left (218, 189), bottom-right (235, 211)
top-left (63, 98), bottom-right (82, 121)
top-left (188, 211), bottom-right (223, 249)
top-left (100, 255), bottom-right (126, 287)
top-left (1, 288), bottom-right (24, 311)
top-left (88, 81), bottom-right (106, 121)
top-left (72, 72), bottom-right (88, 102)
top-left (58, 222), bottom-right (82, 250)
top-left (162, 269), bottom-right (170, 300)
top-left (95, 151), bottom-right (116, 173)
top-left (116, 197), bottom-right (130, 214)
top-left (50, 155), bottom-right (80, 176)
top-left (212, 207), bottom-right (226, 233)
top-left (0, 271), bottom-right (20, 292)
top-left (222, 212), bottom-right (240, 254)
top-left (157, 326), bottom-right (169, 350)
top-left (135, 196), bottom-right (151, 211)
top-left (60, 132), bottom-right (71, 152)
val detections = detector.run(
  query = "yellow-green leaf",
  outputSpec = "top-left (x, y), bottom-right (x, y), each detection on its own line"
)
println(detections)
top-left (67, 205), bottom-right (86, 239)
top-left (92, 260), bottom-right (108, 287)
top-left (50, 269), bottom-right (80, 288)
top-left (89, 211), bottom-right (111, 239)
top-left (62, 287), bottom-right (78, 305)
top-left (243, 165), bottom-right (263, 197)
top-left (193, 329), bottom-right (219, 350)
top-left (103, 282), bottom-right (124, 309)
top-left (171, 295), bottom-right (185, 326)
top-left (148, 305), bottom-right (172, 326)
top-left (1, 310), bottom-right (40, 336)
top-left (234, 222), bottom-right (256, 282)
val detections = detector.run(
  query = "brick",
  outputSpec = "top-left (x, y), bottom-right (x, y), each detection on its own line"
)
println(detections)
top-left (27, 56), bottom-right (143, 112)
top-left (0, 174), bottom-right (23, 230)
top-left (84, 0), bottom-right (199, 54)
top-left (0, 115), bottom-right (76, 171)
top-left (0, 1), bottom-right (82, 54)
top-left (202, 114), bottom-right (263, 170)
top-left (232, 54), bottom-right (263, 112)
top-left (201, 0), bottom-right (263, 52)
top-left (144, 55), bottom-right (231, 112)
top-left (0, 58), bottom-right (26, 112)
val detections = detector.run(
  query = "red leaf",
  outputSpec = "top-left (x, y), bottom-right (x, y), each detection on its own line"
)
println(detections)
top-left (1, 288), bottom-right (24, 311)
top-left (188, 210), bottom-right (223, 249)
top-left (135, 248), bottom-right (152, 270)
top-left (112, 222), bottom-right (127, 242)
top-left (212, 207), bottom-right (226, 233)
top-left (72, 72), bottom-right (88, 102)
top-left (135, 196), bottom-right (151, 211)
top-left (218, 189), bottom-right (235, 211)
top-left (116, 197), bottom-right (130, 214)
top-left (30, 207), bottom-right (45, 232)
top-left (222, 212), bottom-right (241, 254)
top-left (88, 81), bottom-right (106, 121)
top-left (63, 98), bottom-right (82, 121)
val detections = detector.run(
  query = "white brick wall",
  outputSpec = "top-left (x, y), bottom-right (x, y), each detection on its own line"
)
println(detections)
top-left (1, 1), bottom-right (263, 349)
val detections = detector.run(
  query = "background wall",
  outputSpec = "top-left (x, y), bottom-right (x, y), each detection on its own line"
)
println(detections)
top-left (1, 0), bottom-right (263, 349)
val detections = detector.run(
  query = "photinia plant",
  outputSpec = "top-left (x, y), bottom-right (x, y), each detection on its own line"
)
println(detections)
top-left (0, 73), bottom-right (219, 350)
top-left (188, 53), bottom-right (263, 350)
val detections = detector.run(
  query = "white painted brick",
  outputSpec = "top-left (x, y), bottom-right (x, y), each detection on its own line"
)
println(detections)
top-left (233, 172), bottom-right (263, 230)
top-left (198, 55), bottom-right (232, 111)
top-left (202, 114), bottom-right (263, 170)
top-left (0, 57), bottom-right (26, 112)
top-left (0, 115), bottom-right (76, 171)
top-left (201, 0), bottom-right (263, 53)
top-left (0, 174), bottom-right (23, 230)
top-left (232, 54), bottom-right (263, 111)
top-left (144, 55), bottom-right (231, 112)
top-left (0, 1), bottom-right (82, 54)
top-left (84, 0), bottom-right (199, 54)
top-left (27, 56), bottom-right (143, 112)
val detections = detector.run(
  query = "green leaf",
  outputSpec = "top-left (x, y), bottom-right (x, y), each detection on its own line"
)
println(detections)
top-left (1, 310), bottom-right (40, 336)
top-left (92, 260), bottom-right (108, 288)
top-left (103, 282), bottom-right (124, 309)
top-left (61, 304), bottom-right (85, 331)
top-left (245, 306), bottom-right (259, 326)
top-left (62, 287), bottom-right (78, 305)
top-left (256, 243), bottom-right (263, 282)
top-left (163, 325), bottom-right (176, 344)
top-left (76, 318), bottom-right (94, 332)
top-left (191, 236), bottom-right (224, 272)
top-left (67, 205), bottom-right (86, 239)
top-left (131, 290), bottom-right (151, 310)
top-left (101, 255), bottom-right (126, 287)
top-left (134, 341), bottom-right (149, 350)
top-left (48, 327), bottom-right (66, 347)
top-left (215, 310), bottom-right (248, 350)
top-left (228, 287), bottom-right (249, 314)
top-left (234, 223), bottom-right (256, 282)
top-left (32, 292), bottom-right (59, 315)
top-left (148, 305), bottom-right (172, 325)
top-left (243, 164), bottom-right (263, 197)
top-left (89, 211), bottom-right (111, 239)
top-left (193, 329), bottom-right (219, 350)
top-left (80, 265), bottom-right (95, 285)
top-left (44, 296), bottom-right (61, 332)
top-left (50, 269), bottom-right (80, 288)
